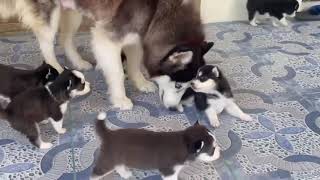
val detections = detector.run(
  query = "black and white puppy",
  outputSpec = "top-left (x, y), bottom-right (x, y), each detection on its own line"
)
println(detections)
top-left (0, 69), bottom-right (90, 149)
top-left (247, 0), bottom-right (302, 26)
top-left (91, 113), bottom-right (221, 180)
top-left (0, 62), bottom-right (59, 102)
top-left (189, 65), bottom-right (252, 127)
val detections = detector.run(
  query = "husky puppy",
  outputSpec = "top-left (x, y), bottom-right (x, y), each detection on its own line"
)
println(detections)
top-left (0, 69), bottom-right (90, 149)
top-left (189, 65), bottom-right (252, 127)
top-left (247, 0), bottom-right (302, 26)
top-left (91, 113), bottom-right (221, 180)
top-left (0, 62), bottom-right (59, 102)
top-left (59, 0), bottom-right (210, 110)
top-left (0, 0), bottom-right (92, 72)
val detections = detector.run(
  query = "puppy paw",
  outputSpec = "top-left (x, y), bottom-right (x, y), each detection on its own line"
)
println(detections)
top-left (240, 114), bottom-right (253, 121)
top-left (135, 80), bottom-right (157, 93)
top-left (40, 120), bottom-right (49, 124)
top-left (250, 21), bottom-right (258, 26)
top-left (39, 142), bottom-right (53, 149)
top-left (74, 60), bottom-right (93, 71)
top-left (112, 96), bottom-right (134, 110)
top-left (57, 128), bottom-right (67, 134)
top-left (120, 171), bottom-right (132, 179)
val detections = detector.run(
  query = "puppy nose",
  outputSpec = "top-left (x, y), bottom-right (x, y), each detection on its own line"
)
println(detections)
top-left (191, 82), bottom-right (195, 87)
top-left (169, 107), bottom-right (178, 111)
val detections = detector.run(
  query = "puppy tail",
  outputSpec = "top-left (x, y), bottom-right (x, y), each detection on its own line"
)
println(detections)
top-left (95, 112), bottom-right (110, 137)
top-left (0, 107), bottom-right (7, 120)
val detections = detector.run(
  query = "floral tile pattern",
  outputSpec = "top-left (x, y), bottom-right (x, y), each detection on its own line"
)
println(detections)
top-left (0, 21), bottom-right (320, 180)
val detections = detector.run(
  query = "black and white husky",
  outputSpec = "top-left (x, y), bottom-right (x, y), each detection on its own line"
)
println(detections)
top-left (247, 0), bottom-right (302, 26)
top-left (188, 65), bottom-right (252, 127)
top-left (0, 69), bottom-right (90, 149)
top-left (59, 0), bottom-right (210, 110)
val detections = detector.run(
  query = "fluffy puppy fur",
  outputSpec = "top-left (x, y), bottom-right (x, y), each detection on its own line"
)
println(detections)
top-left (0, 0), bottom-right (92, 72)
top-left (92, 113), bottom-right (221, 180)
top-left (59, 0), bottom-right (208, 110)
top-left (188, 65), bottom-right (252, 127)
top-left (0, 62), bottom-right (59, 102)
top-left (0, 69), bottom-right (90, 149)
top-left (247, 0), bottom-right (302, 26)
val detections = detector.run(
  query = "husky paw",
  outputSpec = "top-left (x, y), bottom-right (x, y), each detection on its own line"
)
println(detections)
top-left (240, 114), bottom-right (253, 121)
top-left (112, 96), bottom-right (133, 110)
top-left (210, 120), bottom-right (221, 128)
top-left (136, 80), bottom-right (157, 93)
top-left (39, 142), bottom-right (53, 149)
top-left (74, 60), bottom-right (93, 71)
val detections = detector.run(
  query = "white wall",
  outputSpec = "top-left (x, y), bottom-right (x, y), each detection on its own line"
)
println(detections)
top-left (201, 0), bottom-right (248, 23)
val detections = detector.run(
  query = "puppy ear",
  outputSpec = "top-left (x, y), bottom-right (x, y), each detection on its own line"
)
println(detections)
top-left (169, 51), bottom-right (193, 65)
top-left (191, 140), bottom-right (204, 154)
top-left (60, 0), bottom-right (76, 10)
top-left (212, 66), bottom-right (219, 77)
top-left (67, 80), bottom-right (72, 90)
top-left (194, 121), bottom-right (200, 126)
top-left (201, 41), bottom-right (214, 56)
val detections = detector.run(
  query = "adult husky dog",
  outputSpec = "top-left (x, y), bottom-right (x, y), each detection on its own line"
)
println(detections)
top-left (0, 0), bottom-right (92, 72)
top-left (60, 0), bottom-right (213, 110)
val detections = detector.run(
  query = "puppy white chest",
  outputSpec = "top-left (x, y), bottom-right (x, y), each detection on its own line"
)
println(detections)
top-left (59, 102), bottom-right (69, 115)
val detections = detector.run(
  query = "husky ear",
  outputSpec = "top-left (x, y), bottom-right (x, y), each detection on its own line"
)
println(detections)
top-left (168, 51), bottom-right (193, 65)
top-left (212, 66), bottom-right (219, 77)
top-left (201, 41), bottom-right (214, 56)
top-left (60, 0), bottom-right (76, 10)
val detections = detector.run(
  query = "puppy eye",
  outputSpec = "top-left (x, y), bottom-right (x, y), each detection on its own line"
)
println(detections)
top-left (175, 83), bottom-right (182, 89)
top-left (199, 76), bottom-right (207, 82)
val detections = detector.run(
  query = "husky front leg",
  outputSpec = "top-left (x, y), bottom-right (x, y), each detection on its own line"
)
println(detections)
top-left (33, 7), bottom-right (63, 72)
top-left (123, 41), bottom-right (156, 93)
top-left (59, 9), bottom-right (92, 70)
top-left (92, 26), bottom-right (133, 110)
top-left (225, 100), bottom-right (252, 121)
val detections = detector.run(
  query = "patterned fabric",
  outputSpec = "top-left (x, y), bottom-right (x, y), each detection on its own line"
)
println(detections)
top-left (0, 21), bottom-right (320, 180)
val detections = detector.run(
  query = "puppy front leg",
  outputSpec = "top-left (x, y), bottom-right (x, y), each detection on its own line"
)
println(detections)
top-left (50, 106), bottom-right (67, 134)
top-left (205, 107), bottom-right (220, 127)
top-left (225, 100), bottom-right (252, 121)
top-left (92, 26), bottom-right (133, 110)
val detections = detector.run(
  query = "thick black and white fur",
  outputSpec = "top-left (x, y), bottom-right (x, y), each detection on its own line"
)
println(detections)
top-left (0, 1), bottom-right (92, 72)
top-left (247, 0), bottom-right (302, 26)
top-left (153, 42), bottom-right (214, 111)
top-left (0, 69), bottom-right (90, 149)
top-left (91, 113), bottom-right (220, 180)
top-left (189, 65), bottom-right (252, 127)
top-left (0, 62), bottom-right (59, 103)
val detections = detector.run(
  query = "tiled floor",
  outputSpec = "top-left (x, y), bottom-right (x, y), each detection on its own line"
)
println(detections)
top-left (0, 21), bottom-right (320, 180)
